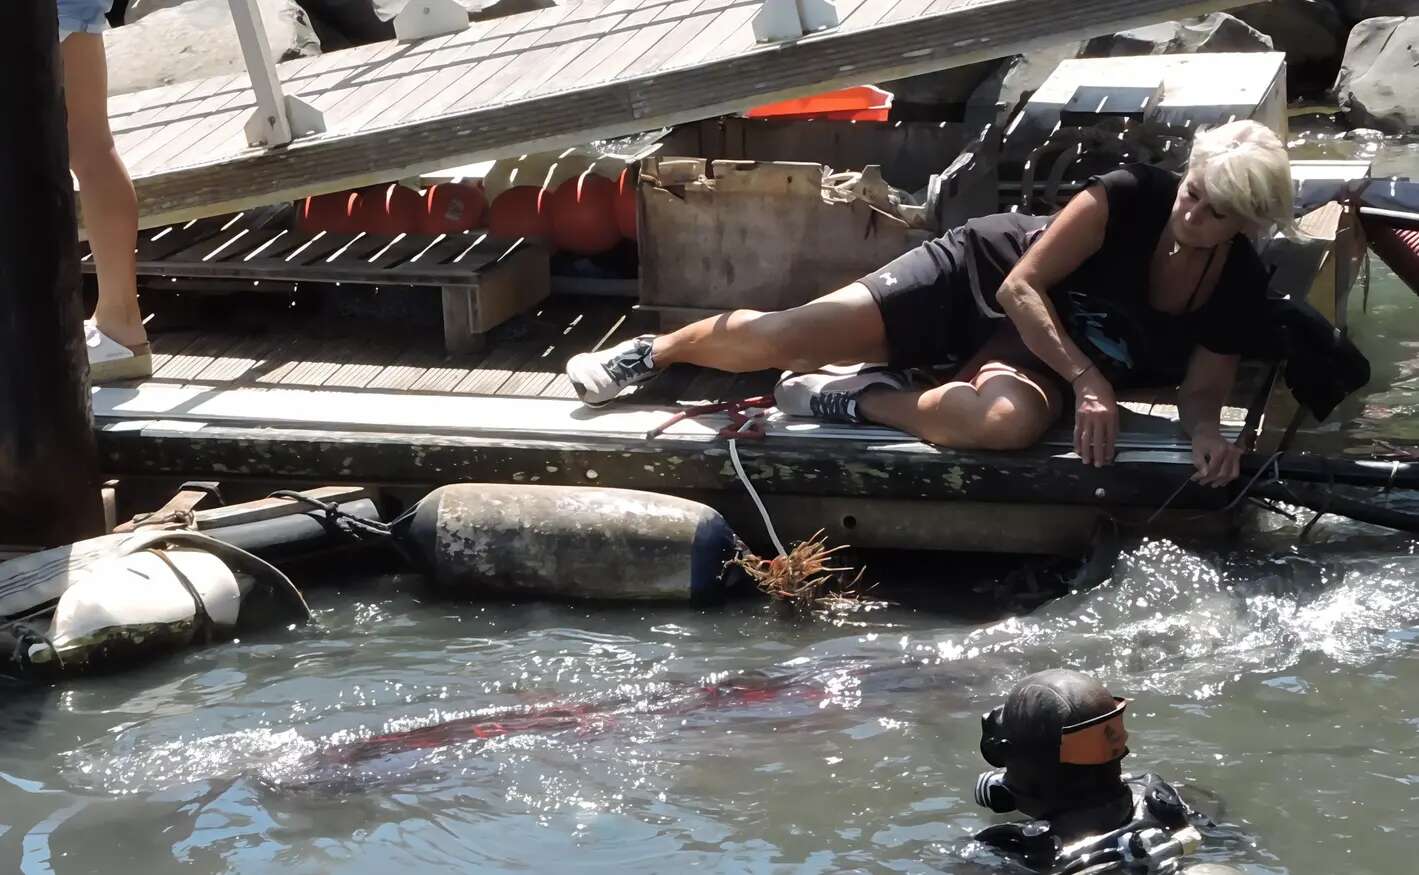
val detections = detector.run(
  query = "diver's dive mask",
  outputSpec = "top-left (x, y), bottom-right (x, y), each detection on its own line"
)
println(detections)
top-left (975, 693), bottom-right (1130, 816)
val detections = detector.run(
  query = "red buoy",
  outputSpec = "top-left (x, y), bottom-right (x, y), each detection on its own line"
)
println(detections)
top-left (1364, 216), bottom-right (1419, 298)
top-left (614, 168), bottom-right (638, 241)
top-left (418, 182), bottom-right (487, 235)
top-left (489, 185), bottom-right (551, 239)
top-left (349, 183), bottom-right (421, 235)
top-left (548, 174), bottom-right (620, 255)
top-left (298, 191), bottom-right (354, 233)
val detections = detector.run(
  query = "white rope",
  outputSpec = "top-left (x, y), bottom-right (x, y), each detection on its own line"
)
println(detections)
top-left (727, 416), bottom-right (787, 557)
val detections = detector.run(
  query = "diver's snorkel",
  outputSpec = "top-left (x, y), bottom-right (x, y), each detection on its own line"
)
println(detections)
top-left (971, 669), bottom-right (1205, 874)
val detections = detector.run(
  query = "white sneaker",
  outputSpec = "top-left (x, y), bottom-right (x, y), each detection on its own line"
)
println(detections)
top-left (566, 335), bottom-right (658, 406)
top-left (774, 365), bottom-right (907, 424)
top-left (85, 320), bottom-right (153, 383)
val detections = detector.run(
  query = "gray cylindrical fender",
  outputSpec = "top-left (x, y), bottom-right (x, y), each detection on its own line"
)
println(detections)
top-left (400, 484), bottom-right (739, 602)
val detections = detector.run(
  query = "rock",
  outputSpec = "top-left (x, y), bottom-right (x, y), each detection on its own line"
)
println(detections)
top-left (965, 41), bottom-right (1088, 126)
top-left (1333, 16), bottom-right (1419, 133)
top-left (878, 60), bottom-right (1005, 120)
top-left (1229, 0), bottom-right (1346, 63)
top-left (297, 0), bottom-right (394, 49)
top-left (1084, 13), bottom-right (1274, 55)
top-left (106, 0), bottom-right (320, 94)
top-left (1337, 1), bottom-right (1419, 21)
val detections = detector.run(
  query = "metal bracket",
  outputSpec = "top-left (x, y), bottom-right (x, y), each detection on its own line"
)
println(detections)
top-left (394, 0), bottom-right (471, 43)
top-left (229, 0), bottom-right (326, 147)
top-left (752, 0), bottom-right (838, 43)
top-left (245, 94), bottom-right (326, 148)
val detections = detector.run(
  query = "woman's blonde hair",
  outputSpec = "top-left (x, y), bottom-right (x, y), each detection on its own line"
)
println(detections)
top-left (1188, 120), bottom-right (1296, 237)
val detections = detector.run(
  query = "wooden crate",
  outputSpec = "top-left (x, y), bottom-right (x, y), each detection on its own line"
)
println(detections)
top-left (637, 119), bottom-right (997, 327)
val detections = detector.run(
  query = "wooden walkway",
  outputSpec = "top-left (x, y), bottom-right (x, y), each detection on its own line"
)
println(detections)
top-left (113, 0), bottom-right (1254, 228)
top-left (88, 295), bottom-right (1253, 554)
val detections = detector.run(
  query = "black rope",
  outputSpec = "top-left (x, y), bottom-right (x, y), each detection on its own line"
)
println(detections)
top-left (1298, 464), bottom-right (1336, 543)
top-left (265, 490), bottom-right (394, 542)
top-left (148, 549), bottom-right (218, 644)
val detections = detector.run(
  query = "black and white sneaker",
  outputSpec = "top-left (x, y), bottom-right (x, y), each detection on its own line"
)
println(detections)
top-left (774, 366), bottom-right (907, 424)
top-left (566, 335), bottom-right (659, 406)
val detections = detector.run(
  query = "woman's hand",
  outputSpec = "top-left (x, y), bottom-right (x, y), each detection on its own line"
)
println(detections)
top-left (1073, 369), bottom-right (1118, 467)
top-left (1190, 429), bottom-right (1243, 487)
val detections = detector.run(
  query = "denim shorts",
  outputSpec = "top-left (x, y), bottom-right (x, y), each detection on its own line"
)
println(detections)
top-left (58, 0), bottom-right (113, 40)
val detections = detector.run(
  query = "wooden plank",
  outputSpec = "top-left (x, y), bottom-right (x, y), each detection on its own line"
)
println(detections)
top-left (250, 334), bottom-right (318, 385)
top-left (616, 0), bottom-right (741, 81)
top-left (840, 0), bottom-right (907, 29)
top-left (365, 34), bottom-right (520, 128)
top-left (671, 2), bottom-right (761, 69)
top-left (151, 333), bottom-right (244, 382)
top-left (274, 336), bottom-right (369, 387)
top-left (134, 216), bottom-right (236, 262)
top-left (487, 4), bottom-right (643, 106)
top-left (120, 0), bottom-right (1255, 228)
top-left (147, 331), bottom-right (201, 373)
top-left (322, 334), bottom-right (409, 389)
top-left (111, 74), bottom-right (244, 158)
top-left (119, 79), bottom-right (253, 173)
top-left (190, 334), bottom-right (282, 385)
top-left (366, 343), bottom-right (443, 391)
top-left (449, 341), bottom-right (540, 394)
top-left (495, 300), bottom-right (626, 397)
top-left (534, 6), bottom-right (664, 91)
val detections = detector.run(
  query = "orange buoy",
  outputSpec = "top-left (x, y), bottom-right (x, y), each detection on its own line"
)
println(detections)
top-left (548, 174), bottom-right (620, 255)
top-left (419, 182), bottom-right (487, 235)
top-left (349, 184), bottom-right (421, 235)
top-left (614, 168), bottom-right (638, 241)
top-left (489, 185), bottom-right (551, 239)
top-left (298, 192), bottom-right (355, 233)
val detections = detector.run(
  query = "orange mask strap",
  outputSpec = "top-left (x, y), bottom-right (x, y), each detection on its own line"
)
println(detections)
top-left (1058, 697), bottom-right (1128, 765)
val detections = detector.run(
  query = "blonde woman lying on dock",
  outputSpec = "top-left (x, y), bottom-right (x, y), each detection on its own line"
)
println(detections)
top-left (567, 121), bottom-right (1297, 488)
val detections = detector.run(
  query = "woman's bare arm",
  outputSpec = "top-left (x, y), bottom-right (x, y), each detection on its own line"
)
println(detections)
top-left (994, 186), bottom-right (1109, 383)
top-left (1178, 347), bottom-right (1243, 485)
top-left (994, 185), bottom-right (1119, 466)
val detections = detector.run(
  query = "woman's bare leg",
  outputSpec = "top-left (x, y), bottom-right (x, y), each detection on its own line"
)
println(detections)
top-left (651, 283), bottom-right (891, 373)
top-left (856, 362), bottom-right (1060, 450)
top-left (62, 33), bottom-right (145, 349)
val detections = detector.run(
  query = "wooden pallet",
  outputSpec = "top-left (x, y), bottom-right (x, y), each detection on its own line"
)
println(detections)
top-left (82, 208), bottom-right (550, 354)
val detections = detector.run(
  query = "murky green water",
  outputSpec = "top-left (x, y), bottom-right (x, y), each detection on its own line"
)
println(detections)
top-left (3, 132), bottom-right (1419, 875)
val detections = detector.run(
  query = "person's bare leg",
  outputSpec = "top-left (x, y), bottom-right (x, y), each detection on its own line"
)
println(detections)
top-left (856, 363), bottom-right (1060, 450)
top-left (62, 33), bottom-right (145, 349)
top-left (650, 283), bottom-right (891, 373)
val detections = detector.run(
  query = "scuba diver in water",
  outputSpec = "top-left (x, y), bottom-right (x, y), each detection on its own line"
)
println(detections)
top-left (971, 669), bottom-right (1241, 875)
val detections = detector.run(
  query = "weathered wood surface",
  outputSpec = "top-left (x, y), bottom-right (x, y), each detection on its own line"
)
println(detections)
top-left (0, 0), bottom-right (105, 547)
top-left (639, 158), bottom-right (930, 315)
top-left (93, 415), bottom-right (1234, 525)
top-left (113, 0), bottom-right (1258, 228)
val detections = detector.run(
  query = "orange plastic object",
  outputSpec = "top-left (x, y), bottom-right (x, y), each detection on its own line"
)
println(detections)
top-left (298, 191), bottom-right (355, 233)
top-left (614, 168), bottom-right (638, 241)
top-left (347, 183), bottom-right (421, 235)
top-left (746, 85), bottom-right (893, 121)
top-left (548, 175), bottom-right (621, 255)
top-left (418, 182), bottom-right (487, 235)
top-left (488, 185), bottom-right (551, 239)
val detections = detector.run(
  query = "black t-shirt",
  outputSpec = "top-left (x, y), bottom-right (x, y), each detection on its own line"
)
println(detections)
top-left (962, 163), bottom-right (1271, 388)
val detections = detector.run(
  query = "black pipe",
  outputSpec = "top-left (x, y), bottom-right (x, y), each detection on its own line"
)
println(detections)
top-left (1243, 453), bottom-right (1419, 491)
top-left (199, 499), bottom-right (383, 560)
top-left (1252, 482), bottom-right (1419, 538)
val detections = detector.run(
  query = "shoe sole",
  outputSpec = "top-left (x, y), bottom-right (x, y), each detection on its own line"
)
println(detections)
top-left (90, 352), bottom-right (154, 384)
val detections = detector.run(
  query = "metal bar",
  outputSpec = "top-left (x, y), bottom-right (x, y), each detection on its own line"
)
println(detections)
top-left (227, 0), bottom-right (294, 146)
